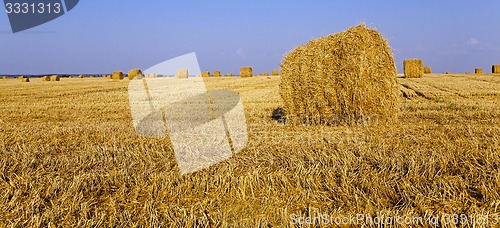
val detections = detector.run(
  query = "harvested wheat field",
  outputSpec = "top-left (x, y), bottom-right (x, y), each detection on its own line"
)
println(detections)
top-left (0, 74), bottom-right (499, 227)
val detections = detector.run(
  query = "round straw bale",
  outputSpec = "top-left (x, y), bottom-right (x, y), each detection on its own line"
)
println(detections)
top-left (175, 68), bottom-right (188, 78)
top-left (214, 71), bottom-right (221, 77)
top-left (202, 72), bottom-right (211, 77)
top-left (111, 72), bottom-right (124, 80)
top-left (41, 76), bottom-right (50, 81)
top-left (272, 70), bottom-right (279, 76)
top-left (263, 72), bottom-right (269, 76)
top-left (280, 24), bottom-right (399, 126)
top-left (475, 68), bottom-right (483, 74)
top-left (22, 78), bottom-right (30, 82)
top-left (78, 75), bottom-right (84, 78)
top-left (19, 76), bottom-right (24, 79)
top-left (240, 67), bottom-right (253, 78)
top-left (424, 66), bottom-right (432, 74)
top-left (228, 73), bottom-right (233, 77)
top-left (128, 68), bottom-right (143, 80)
top-left (50, 75), bottom-right (60, 81)
top-left (2, 76), bottom-right (8, 79)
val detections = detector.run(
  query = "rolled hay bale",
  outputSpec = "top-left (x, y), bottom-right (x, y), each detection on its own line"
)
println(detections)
top-left (22, 78), bottom-right (30, 82)
top-left (475, 68), bottom-right (483, 74)
top-left (492, 65), bottom-right (500, 74)
top-left (280, 24), bottom-right (399, 126)
top-left (128, 68), bottom-right (143, 80)
top-left (240, 66), bottom-right (253, 78)
top-left (404, 59), bottom-right (424, 78)
top-left (214, 71), bottom-right (221, 77)
top-left (272, 70), bottom-right (279, 76)
top-left (263, 72), bottom-right (269, 76)
top-left (111, 72), bottom-right (124, 80)
top-left (228, 73), bottom-right (233, 77)
top-left (424, 66), bottom-right (432, 74)
top-left (68, 76), bottom-right (73, 78)
top-left (78, 75), bottom-right (84, 78)
top-left (41, 76), bottom-right (50, 81)
top-left (202, 72), bottom-right (211, 77)
top-left (2, 76), bottom-right (8, 79)
top-left (176, 68), bottom-right (188, 78)
top-left (19, 76), bottom-right (24, 79)
top-left (50, 75), bottom-right (60, 81)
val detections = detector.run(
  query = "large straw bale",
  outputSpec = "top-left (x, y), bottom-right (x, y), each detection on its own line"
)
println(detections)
top-left (202, 72), bottom-right (211, 77)
top-left (240, 67), bottom-right (253, 78)
top-left (111, 72), bottom-right (124, 80)
top-left (50, 75), bottom-right (60, 81)
top-left (22, 78), bottom-right (29, 82)
top-left (280, 24), bottom-right (399, 126)
top-left (176, 68), bottom-right (188, 78)
top-left (214, 71), bottom-right (221, 77)
top-left (475, 68), bottom-right (483, 74)
top-left (493, 65), bottom-right (500, 74)
top-left (404, 59), bottom-right (424, 78)
top-left (41, 76), bottom-right (50, 81)
top-left (272, 70), bottom-right (279, 76)
top-left (424, 66), bottom-right (432, 74)
top-left (128, 69), bottom-right (143, 80)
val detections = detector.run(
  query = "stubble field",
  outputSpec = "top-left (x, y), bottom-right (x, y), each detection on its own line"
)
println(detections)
top-left (0, 74), bottom-right (499, 227)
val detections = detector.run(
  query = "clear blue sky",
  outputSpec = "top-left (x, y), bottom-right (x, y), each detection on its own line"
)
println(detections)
top-left (1, 0), bottom-right (499, 75)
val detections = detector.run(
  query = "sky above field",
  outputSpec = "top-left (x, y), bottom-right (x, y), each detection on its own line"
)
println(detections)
top-left (0, 0), bottom-right (499, 75)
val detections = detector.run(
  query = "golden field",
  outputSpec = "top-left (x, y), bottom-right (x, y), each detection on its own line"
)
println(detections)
top-left (0, 74), bottom-right (499, 227)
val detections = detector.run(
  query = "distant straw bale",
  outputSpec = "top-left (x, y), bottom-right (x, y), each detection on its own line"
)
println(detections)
top-left (202, 72), bottom-right (211, 77)
top-left (264, 72), bottom-right (269, 76)
top-left (128, 69), bottom-right (143, 80)
top-left (176, 68), bottom-right (188, 78)
top-left (50, 75), bottom-right (60, 81)
top-left (22, 78), bottom-right (29, 82)
top-left (214, 71), bottom-right (221, 77)
top-left (41, 76), bottom-right (50, 81)
top-left (227, 73), bottom-right (233, 77)
top-left (111, 72), bottom-right (124, 80)
top-left (424, 66), bottom-right (432, 74)
top-left (240, 67), bottom-right (253, 78)
top-left (280, 24), bottom-right (399, 126)
top-left (492, 65), bottom-right (500, 74)
top-left (475, 68), bottom-right (483, 74)
top-left (19, 76), bottom-right (24, 79)
top-left (2, 76), bottom-right (8, 79)
top-left (404, 59), bottom-right (424, 78)
top-left (78, 75), bottom-right (84, 78)
top-left (272, 70), bottom-right (279, 76)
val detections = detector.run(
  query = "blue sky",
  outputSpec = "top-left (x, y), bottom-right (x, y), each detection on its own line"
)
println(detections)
top-left (0, 0), bottom-right (499, 75)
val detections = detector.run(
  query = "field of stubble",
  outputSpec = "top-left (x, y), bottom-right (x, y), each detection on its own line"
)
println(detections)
top-left (0, 74), bottom-right (499, 227)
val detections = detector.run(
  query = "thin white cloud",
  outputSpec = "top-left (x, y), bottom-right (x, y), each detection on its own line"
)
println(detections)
top-left (467, 38), bottom-right (480, 45)
top-left (236, 48), bottom-right (246, 58)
